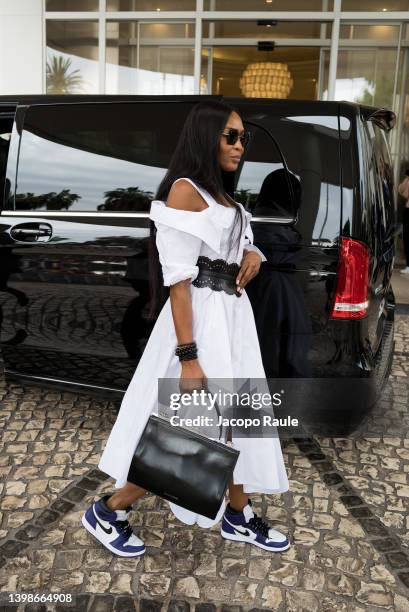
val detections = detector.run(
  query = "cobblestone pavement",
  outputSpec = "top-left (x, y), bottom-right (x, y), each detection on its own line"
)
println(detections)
top-left (0, 316), bottom-right (409, 611)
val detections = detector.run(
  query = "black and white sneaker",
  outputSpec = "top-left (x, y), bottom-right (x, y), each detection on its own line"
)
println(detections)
top-left (81, 494), bottom-right (145, 557)
top-left (221, 499), bottom-right (290, 552)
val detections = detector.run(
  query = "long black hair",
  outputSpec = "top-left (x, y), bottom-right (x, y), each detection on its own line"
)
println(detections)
top-left (147, 99), bottom-right (244, 320)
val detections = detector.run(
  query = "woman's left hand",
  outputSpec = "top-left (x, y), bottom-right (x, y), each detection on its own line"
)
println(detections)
top-left (235, 250), bottom-right (263, 293)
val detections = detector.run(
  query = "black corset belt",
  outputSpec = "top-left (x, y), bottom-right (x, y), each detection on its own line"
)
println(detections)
top-left (192, 256), bottom-right (242, 297)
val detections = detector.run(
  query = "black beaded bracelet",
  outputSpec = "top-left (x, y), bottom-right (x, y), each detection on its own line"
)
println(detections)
top-left (179, 350), bottom-right (198, 362)
top-left (176, 346), bottom-right (195, 357)
top-left (175, 341), bottom-right (198, 361)
top-left (175, 341), bottom-right (196, 354)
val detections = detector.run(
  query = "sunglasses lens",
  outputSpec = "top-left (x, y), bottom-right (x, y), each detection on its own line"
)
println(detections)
top-left (241, 132), bottom-right (250, 147)
top-left (223, 129), bottom-right (250, 146)
top-left (227, 129), bottom-right (238, 145)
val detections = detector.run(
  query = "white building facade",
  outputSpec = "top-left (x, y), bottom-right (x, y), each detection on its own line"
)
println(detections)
top-left (1, 0), bottom-right (409, 176)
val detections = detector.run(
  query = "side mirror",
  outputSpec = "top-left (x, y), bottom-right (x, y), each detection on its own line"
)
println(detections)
top-left (366, 108), bottom-right (396, 132)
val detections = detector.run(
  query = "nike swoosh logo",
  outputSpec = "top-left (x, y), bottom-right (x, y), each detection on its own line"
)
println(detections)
top-left (224, 516), bottom-right (254, 538)
top-left (235, 527), bottom-right (251, 537)
top-left (93, 507), bottom-right (113, 534)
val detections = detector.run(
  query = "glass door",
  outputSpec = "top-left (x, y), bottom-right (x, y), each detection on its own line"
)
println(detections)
top-left (201, 20), bottom-right (333, 100)
top-left (106, 19), bottom-right (196, 95)
top-left (321, 23), bottom-right (401, 105)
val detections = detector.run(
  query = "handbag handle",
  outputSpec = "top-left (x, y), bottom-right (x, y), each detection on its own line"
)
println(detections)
top-left (178, 376), bottom-right (230, 444)
top-left (202, 379), bottom-right (230, 443)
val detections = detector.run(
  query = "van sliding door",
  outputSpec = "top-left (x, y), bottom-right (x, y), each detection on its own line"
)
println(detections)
top-left (0, 98), bottom-right (217, 396)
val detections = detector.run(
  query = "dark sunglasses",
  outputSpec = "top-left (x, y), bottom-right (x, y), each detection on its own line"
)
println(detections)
top-left (221, 128), bottom-right (251, 147)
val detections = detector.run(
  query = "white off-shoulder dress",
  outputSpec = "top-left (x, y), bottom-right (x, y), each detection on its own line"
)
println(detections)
top-left (98, 177), bottom-right (289, 528)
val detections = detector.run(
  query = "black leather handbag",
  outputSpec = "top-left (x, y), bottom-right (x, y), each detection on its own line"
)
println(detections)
top-left (127, 413), bottom-right (240, 520)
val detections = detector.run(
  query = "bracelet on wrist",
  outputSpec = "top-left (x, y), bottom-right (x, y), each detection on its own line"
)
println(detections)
top-left (175, 341), bottom-right (198, 362)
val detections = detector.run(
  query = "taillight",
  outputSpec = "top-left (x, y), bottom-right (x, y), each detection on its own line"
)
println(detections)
top-left (330, 238), bottom-right (371, 320)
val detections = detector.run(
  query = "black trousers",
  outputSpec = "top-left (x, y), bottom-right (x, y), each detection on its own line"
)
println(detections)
top-left (404, 208), bottom-right (409, 266)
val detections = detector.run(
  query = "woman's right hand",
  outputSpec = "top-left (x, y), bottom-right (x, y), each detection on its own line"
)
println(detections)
top-left (179, 359), bottom-right (208, 395)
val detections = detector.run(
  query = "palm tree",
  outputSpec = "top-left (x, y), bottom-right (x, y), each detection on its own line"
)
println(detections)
top-left (15, 189), bottom-right (81, 211)
top-left (99, 187), bottom-right (155, 212)
top-left (46, 55), bottom-right (85, 94)
top-left (234, 188), bottom-right (257, 208)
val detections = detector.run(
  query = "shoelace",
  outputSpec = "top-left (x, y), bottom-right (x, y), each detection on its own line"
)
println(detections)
top-left (113, 519), bottom-right (134, 539)
top-left (248, 513), bottom-right (271, 538)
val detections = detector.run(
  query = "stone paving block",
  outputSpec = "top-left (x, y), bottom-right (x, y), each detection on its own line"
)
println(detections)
top-left (114, 596), bottom-right (138, 611)
top-left (167, 601), bottom-right (190, 612)
top-left (63, 486), bottom-right (88, 502)
top-left (231, 582), bottom-right (258, 605)
top-left (355, 581), bottom-right (394, 607)
top-left (356, 518), bottom-right (389, 537)
top-left (88, 594), bottom-right (115, 612)
top-left (54, 549), bottom-right (84, 570)
top-left (15, 524), bottom-right (43, 541)
top-left (219, 557), bottom-right (247, 579)
top-left (2, 322), bottom-right (409, 607)
top-left (140, 599), bottom-right (164, 612)
top-left (385, 551), bottom-right (409, 569)
top-left (1, 540), bottom-right (28, 557)
top-left (371, 537), bottom-right (401, 553)
top-left (140, 574), bottom-right (171, 598)
top-left (34, 510), bottom-right (59, 526)
top-left (397, 572), bottom-right (409, 589)
top-left (322, 473), bottom-right (343, 486)
top-left (349, 506), bottom-right (372, 518)
top-left (49, 498), bottom-right (75, 514)
top-left (76, 477), bottom-right (101, 490)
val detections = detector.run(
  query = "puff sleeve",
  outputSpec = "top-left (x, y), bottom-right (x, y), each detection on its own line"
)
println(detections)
top-left (154, 221), bottom-right (203, 287)
top-left (150, 200), bottom-right (213, 287)
top-left (243, 210), bottom-right (267, 263)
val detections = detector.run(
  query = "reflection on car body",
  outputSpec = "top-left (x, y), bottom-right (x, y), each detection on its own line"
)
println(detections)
top-left (0, 95), bottom-right (397, 434)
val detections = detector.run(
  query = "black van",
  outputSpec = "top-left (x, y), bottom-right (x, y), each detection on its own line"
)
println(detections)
top-left (0, 95), bottom-right (397, 433)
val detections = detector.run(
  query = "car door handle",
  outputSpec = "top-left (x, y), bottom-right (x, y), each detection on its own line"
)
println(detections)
top-left (9, 222), bottom-right (53, 243)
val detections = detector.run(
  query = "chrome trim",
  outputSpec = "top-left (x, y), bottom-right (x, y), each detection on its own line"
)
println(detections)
top-left (250, 216), bottom-right (294, 224)
top-left (4, 369), bottom-right (124, 394)
top-left (333, 301), bottom-right (369, 312)
top-left (1, 211), bottom-right (151, 219)
top-left (0, 211), bottom-right (295, 224)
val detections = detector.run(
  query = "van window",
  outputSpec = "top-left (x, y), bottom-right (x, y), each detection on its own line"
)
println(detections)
top-left (235, 127), bottom-right (299, 219)
top-left (0, 117), bottom-right (13, 208)
top-left (13, 102), bottom-right (195, 213)
top-left (362, 120), bottom-right (395, 241)
top-left (372, 122), bottom-right (395, 232)
top-left (236, 113), bottom-right (341, 244)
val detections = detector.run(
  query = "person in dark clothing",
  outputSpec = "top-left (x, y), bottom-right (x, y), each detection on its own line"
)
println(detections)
top-left (398, 168), bottom-right (409, 273)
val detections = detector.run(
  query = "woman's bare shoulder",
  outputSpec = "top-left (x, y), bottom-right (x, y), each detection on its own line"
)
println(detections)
top-left (167, 179), bottom-right (209, 213)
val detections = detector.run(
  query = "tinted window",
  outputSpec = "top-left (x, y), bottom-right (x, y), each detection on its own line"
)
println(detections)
top-left (0, 119), bottom-right (12, 208)
top-left (235, 127), bottom-right (298, 219)
top-left (14, 102), bottom-right (195, 213)
top-left (362, 120), bottom-right (395, 240)
top-left (236, 114), bottom-right (341, 244)
top-left (373, 122), bottom-right (395, 231)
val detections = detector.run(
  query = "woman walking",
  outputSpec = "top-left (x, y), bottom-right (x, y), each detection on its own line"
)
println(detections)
top-left (81, 100), bottom-right (290, 557)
